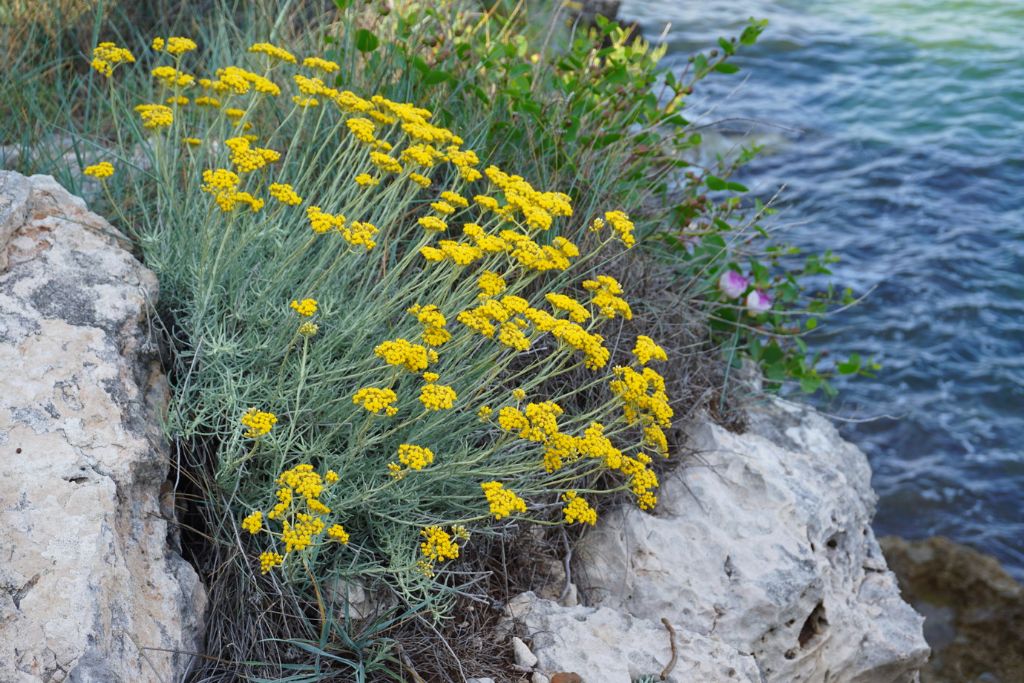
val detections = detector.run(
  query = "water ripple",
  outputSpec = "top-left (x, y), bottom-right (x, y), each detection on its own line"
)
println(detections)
top-left (623, 0), bottom-right (1024, 577)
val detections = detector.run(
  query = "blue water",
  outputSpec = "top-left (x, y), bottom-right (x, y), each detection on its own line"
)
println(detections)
top-left (622, 0), bottom-right (1024, 578)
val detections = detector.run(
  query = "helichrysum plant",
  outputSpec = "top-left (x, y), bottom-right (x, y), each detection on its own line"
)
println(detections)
top-left (94, 34), bottom-right (675, 612)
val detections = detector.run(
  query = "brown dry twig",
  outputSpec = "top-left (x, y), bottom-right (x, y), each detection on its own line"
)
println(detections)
top-left (660, 617), bottom-right (678, 680)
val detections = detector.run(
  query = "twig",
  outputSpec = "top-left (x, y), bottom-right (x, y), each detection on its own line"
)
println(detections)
top-left (660, 618), bottom-right (677, 680)
top-left (394, 641), bottom-right (428, 683)
top-left (559, 527), bottom-right (574, 603)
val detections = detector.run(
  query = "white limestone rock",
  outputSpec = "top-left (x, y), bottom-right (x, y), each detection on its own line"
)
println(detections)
top-left (507, 592), bottom-right (760, 682)
top-left (0, 172), bottom-right (206, 682)
top-left (576, 397), bottom-right (929, 682)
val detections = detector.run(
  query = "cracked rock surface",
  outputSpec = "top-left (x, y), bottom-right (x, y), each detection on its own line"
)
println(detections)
top-left (0, 172), bottom-right (206, 682)
top-left (510, 398), bottom-right (929, 682)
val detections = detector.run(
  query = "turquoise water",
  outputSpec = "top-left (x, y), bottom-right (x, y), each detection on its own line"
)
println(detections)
top-left (621, 0), bottom-right (1024, 577)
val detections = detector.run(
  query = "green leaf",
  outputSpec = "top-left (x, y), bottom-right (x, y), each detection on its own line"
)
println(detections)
top-left (423, 69), bottom-right (450, 85)
top-left (355, 29), bottom-right (379, 53)
top-left (805, 317), bottom-right (818, 330)
top-left (706, 175), bottom-right (727, 191)
top-left (837, 353), bottom-right (862, 375)
top-left (714, 62), bottom-right (741, 74)
top-left (718, 37), bottom-right (736, 55)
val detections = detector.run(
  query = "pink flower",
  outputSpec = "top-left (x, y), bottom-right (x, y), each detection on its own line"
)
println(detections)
top-left (746, 289), bottom-right (773, 316)
top-left (718, 270), bottom-right (748, 299)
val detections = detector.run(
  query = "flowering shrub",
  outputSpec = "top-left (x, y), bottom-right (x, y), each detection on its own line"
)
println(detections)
top-left (91, 34), bottom-right (677, 612)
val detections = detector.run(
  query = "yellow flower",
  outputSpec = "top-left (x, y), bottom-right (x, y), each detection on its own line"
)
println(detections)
top-left (91, 42), bottom-right (135, 78)
top-left (477, 271), bottom-right (507, 298)
top-left (582, 275), bottom-right (632, 320)
top-left (241, 511), bottom-right (263, 534)
top-left (369, 151), bottom-right (402, 174)
top-left (292, 96), bottom-right (319, 107)
top-left (481, 481), bottom-right (527, 520)
top-left (431, 200), bottom-right (456, 215)
top-left (303, 56), bottom-right (340, 73)
top-left (477, 405), bottom-right (493, 421)
top-left (259, 551), bottom-right (284, 573)
top-left (419, 383), bottom-right (457, 410)
top-left (409, 173), bottom-right (432, 188)
top-left (152, 66), bottom-right (195, 88)
top-left (561, 491), bottom-right (597, 525)
top-left (346, 117), bottom-right (377, 144)
top-left (474, 195), bottom-right (499, 211)
top-left (298, 322), bottom-right (319, 337)
top-left (249, 42), bottom-right (297, 63)
top-left (398, 443), bottom-right (435, 471)
top-left (325, 470), bottom-right (340, 483)
top-left (355, 173), bottom-right (379, 187)
top-left (152, 36), bottom-right (197, 55)
top-left (417, 216), bottom-right (447, 232)
top-left (373, 338), bottom-right (434, 373)
top-left (546, 293), bottom-right (590, 323)
top-left (134, 104), bottom-right (174, 129)
top-left (340, 220), bottom-right (378, 251)
top-left (290, 298), bottom-right (318, 317)
top-left (440, 190), bottom-right (469, 208)
top-left (268, 182), bottom-right (303, 206)
top-left (225, 136), bottom-right (280, 173)
top-left (83, 162), bottom-right (115, 179)
top-left (327, 524), bottom-right (350, 544)
top-left (632, 335), bottom-right (667, 365)
top-left (241, 408), bottom-right (277, 438)
top-left (306, 206), bottom-right (345, 234)
top-left (182, 137), bottom-right (202, 146)
top-left (352, 387), bottom-right (398, 415)
top-left (166, 95), bottom-right (189, 106)
top-left (604, 210), bottom-right (636, 247)
top-left (512, 388), bottom-right (526, 401)
top-left (419, 525), bottom-right (459, 562)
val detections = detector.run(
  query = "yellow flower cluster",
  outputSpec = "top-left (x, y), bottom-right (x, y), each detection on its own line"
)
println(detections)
top-left (603, 210), bottom-right (636, 247)
top-left (241, 464), bottom-right (347, 573)
top-left (259, 551), bottom-right (284, 573)
top-left (481, 481), bottom-right (527, 520)
top-left (249, 42), bottom-right (297, 63)
top-left (545, 292), bottom-right (590, 323)
top-left (483, 165), bottom-right (572, 231)
top-left (341, 220), bottom-right (378, 251)
top-left (91, 42), bottom-right (135, 78)
top-left (346, 117), bottom-right (377, 144)
top-left (152, 36), bottom-right (197, 55)
top-left (200, 168), bottom-right (263, 212)
top-left (302, 56), bottom-right (339, 73)
top-left (225, 136), bottom-right (280, 173)
top-left (561, 491), bottom-right (597, 525)
top-left (408, 304), bottom-right (451, 347)
top-left (397, 443), bottom-right (435, 471)
top-left (152, 66), bottom-right (195, 88)
top-left (290, 298), bottom-right (318, 317)
top-left (477, 271), bottom-right (507, 298)
top-left (352, 387), bottom-right (398, 416)
top-left (134, 103), bottom-right (174, 129)
top-left (214, 65), bottom-right (281, 96)
top-left (373, 338), bottom-right (436, 373)
top-left (240, 407), bottom-right (277, 438)
top-left (355, 173), bottom-right (379, 187)
top-left (268, 182), bottom-right (303, 206)
top-left (242, 510), bottom-right (263, 534)
top-left (83, 162), bottom-right (115, 179)
top-left (610, 364), bottom-right (673, 457)
top-left (419, 525), bottom-right (459, 563)
top-left (420, 382), bottom-right (457, 411)
top-left (306, 205), bottom-right (344, 234)
top-left (583, 275), bottom-right (632, 320)
top-left (632, 335), bottom-right (668, 366)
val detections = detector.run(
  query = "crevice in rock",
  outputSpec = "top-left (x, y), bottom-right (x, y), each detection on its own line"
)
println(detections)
top-left (798, 601), bottom-right (828, 648)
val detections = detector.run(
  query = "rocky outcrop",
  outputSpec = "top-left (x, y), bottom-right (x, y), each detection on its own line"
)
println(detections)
top-left (507, 398), bottom-right (929, 682)
top-left (0, 172), bottom-right (205, 682)
top-left (880, 536), bottom-right (1024, 683)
